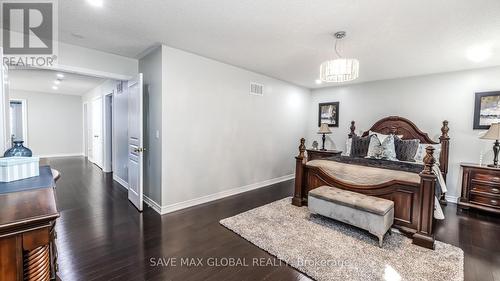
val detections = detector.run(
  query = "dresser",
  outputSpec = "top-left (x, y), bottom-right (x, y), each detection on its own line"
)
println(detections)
top-left (306, 149), bottom-right (342, 161)
top-left (0, 166), bottom-right (59, 281)
top-left (459, 163), bottom-right (500, 214)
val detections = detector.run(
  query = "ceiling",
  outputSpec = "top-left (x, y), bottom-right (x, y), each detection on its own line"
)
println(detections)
top-left (9, 69), bottom-right (106, 96)
top-left (58, 0), bottom-right (500, 88)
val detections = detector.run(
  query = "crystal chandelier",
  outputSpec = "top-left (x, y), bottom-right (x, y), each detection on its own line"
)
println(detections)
top-left (320, 31), bottom-right (359, 83)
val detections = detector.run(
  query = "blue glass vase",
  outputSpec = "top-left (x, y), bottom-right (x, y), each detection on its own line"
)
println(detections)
top-left (4, 141), bottom-right (33, 157)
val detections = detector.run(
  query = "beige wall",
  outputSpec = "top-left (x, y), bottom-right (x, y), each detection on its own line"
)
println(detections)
top-left (162, 46), bottom-right (311, 208)
top-left (10, 90), bottom-right (83, 157)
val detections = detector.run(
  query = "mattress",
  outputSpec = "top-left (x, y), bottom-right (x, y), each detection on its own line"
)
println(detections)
top-left (306, 159), bottom-right (421, 186)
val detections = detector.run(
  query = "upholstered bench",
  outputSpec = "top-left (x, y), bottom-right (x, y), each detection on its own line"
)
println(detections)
top-left (308, 186), bottom-right (394, 247)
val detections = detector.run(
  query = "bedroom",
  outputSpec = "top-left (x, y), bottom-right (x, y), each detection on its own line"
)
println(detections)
top-left (0, 1), bottom-right (498, 281)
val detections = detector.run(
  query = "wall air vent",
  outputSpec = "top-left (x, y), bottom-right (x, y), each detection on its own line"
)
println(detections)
top-left (250, 82), bottom-right (264, 96)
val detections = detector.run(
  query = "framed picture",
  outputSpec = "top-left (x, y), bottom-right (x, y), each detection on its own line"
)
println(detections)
top-left (474, 91), bottom-right (500, 129)
top-left (318, 102), bottom-right (339, 127)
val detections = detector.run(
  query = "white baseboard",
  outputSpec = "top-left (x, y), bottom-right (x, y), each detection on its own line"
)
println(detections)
top-left (156, 174), bottom-right (294, 215)
top-left (39, 153), bottom-right (85, 158)
top-left (113, 175), bottom-right (128, 190)
top-left (445, 195), bottom-right (459, 204)
top-left (144, 195), bottom-right (162, 214)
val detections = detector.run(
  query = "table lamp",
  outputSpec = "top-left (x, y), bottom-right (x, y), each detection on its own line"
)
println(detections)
top-left (318, 123), bottom-right (332, 151)
top-left (481, 122), bottom-right (500, 167)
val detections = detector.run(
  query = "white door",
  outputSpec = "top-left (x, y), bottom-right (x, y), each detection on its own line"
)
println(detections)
top-left (83, 103), bottom-right (89, 158)
top-left (91, 97), bottom-right (103, 168)
top-left (127, 74), bottom-right (144, 211)
top-left (0, 48), bottom-right (10, 152)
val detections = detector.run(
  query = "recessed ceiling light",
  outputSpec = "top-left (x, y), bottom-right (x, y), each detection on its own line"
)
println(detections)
top-left (52, 86), bottom-right (58, 90)
top-left (87, 0), bottom-right (103, 7)
top-left (315, 79), bottom-right (322, 85)
top-left (466, 45), bottom-right (492, 63)
top-left (54, 80), bottom-right (61, 85)
top-left (56, 73), bottom-right (64, 79)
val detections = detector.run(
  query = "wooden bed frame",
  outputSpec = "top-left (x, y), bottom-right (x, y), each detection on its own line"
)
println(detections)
top-left (292, 116), bottom-right (450, 249)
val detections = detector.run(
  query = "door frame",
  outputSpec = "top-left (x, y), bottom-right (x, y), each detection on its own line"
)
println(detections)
top-left (103, 91), bottom-right (114, 173)
top-left (0, 49), bottom-right (10, 152)
top-left (90, 95), bottom-right (104, 168)
top-left (83, 102), bottom-right (90, 159)
top-left (8, 98), bottom-right (28, 146)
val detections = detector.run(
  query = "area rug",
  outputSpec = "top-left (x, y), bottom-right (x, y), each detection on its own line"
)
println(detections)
top-left (220, 198), bottom-right (463, 281)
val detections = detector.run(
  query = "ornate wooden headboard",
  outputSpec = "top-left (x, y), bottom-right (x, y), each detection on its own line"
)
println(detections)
top-left (348, 116), bottom-right (450, 182)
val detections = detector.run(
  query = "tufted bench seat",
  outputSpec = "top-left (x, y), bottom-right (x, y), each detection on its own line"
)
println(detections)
top-left (308, 186), bottom-right (394, 247)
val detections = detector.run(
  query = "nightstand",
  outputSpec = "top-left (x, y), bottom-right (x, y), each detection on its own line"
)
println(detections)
top-left (306, 149), bottom-right (342, 161)
top-left (458, 163), bottom-right (500, 214)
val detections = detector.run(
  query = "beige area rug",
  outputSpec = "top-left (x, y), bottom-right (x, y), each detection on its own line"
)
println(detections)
top-left (220, 198), bottom-right (463, 281)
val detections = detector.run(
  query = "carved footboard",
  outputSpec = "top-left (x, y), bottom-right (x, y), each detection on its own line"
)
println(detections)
top-left (292, 139), bottom-right (438, 249)
top-left (414, 146), bottom-right (438, 249)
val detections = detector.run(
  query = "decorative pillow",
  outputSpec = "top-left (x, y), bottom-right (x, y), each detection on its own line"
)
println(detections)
top-left (344, 138), bottom-right (352, 156)
top-left (366, 134), bottom-right (397, 160)
top-left (366, 135), bottom-right (382, 158)
top-left (350, 135), bottom-right (371, 158)
top-left (414, 143), bottom-right (441, 165)
top-left (394, 137), bottom-right (420, 162)
top-left (369, 131), bottom-right (403, 144)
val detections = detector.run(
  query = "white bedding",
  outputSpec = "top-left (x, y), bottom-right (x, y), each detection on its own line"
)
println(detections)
top-left (433, 164), bottom-right (446, 220)
top-left (399, 161), bottom-right (446, 220)
top-left (434, 197), bottom-right (445, 220)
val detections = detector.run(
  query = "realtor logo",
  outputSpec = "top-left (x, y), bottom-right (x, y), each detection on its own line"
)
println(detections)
top-left (1, 0), bottom-right (58, 66)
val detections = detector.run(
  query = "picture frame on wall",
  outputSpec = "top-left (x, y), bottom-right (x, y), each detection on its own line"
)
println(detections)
top-left (318, 102), bottom-right (339, 127)
top-left (474, 91), bottom-right (500, 130)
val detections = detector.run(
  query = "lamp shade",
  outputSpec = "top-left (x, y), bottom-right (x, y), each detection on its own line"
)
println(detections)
top-left (481, 123), bottom-right (500, 140)
top-left (318, 123), bottom-right (332, 134)
top-left (320, 58), bottom-right (359, 83)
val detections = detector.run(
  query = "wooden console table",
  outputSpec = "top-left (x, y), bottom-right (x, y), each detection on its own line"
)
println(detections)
top-left (0, 166), bottom-right (59, 281)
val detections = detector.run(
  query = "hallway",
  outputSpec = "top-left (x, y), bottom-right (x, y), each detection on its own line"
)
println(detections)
top-left (49, 157), bottom-right (301, 281)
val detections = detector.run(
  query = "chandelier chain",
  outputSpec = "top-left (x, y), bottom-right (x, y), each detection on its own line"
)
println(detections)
top-left (334, 38), bottom-right (341, 58)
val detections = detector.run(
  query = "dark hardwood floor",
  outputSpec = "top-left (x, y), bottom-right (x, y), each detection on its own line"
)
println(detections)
top-left (47, 157), bottom-right (499, 281)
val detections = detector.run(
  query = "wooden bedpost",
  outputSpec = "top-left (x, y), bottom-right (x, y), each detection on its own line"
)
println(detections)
top-left (348, 121), bottom-right (356, 138)
top-left (439, 120), bottom-right (450, 205)
top-left (413, 146), bottom-right (437, 249)
top-left (292, 138), bottom-right (307, 207)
